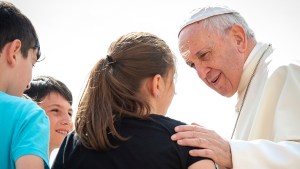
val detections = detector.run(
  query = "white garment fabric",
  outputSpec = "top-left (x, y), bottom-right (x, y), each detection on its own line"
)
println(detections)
top-left (229, 42), bottom-right (300, 169)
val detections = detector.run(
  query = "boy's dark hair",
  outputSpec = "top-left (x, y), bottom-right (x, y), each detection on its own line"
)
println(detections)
top-left (24, 75), bottom-right (73, 105)
top-left (0, 1), bottom-right (41, 60)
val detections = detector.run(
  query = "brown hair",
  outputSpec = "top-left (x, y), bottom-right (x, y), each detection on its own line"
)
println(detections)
top-left (0, 1), bottom-right (41, 59)
top-left (75, 32), bottom-right (176, 150)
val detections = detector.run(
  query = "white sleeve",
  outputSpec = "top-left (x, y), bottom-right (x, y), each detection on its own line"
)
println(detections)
top-left (229, 140), bottom-right (300, 169)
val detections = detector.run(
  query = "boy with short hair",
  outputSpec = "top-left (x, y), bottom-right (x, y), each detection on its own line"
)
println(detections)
top-left (0, 1), bottom-right (50, 169)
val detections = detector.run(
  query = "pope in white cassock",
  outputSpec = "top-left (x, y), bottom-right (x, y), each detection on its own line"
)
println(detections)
top-left (171, 6), bottom-right (300, 169)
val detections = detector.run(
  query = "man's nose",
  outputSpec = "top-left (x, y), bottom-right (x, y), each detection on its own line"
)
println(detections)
top-left (196, 64), bottom-right (210, 81)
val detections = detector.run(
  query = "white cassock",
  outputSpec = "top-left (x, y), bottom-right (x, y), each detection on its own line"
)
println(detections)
top-left (229, 42), bottom-right (300, 169)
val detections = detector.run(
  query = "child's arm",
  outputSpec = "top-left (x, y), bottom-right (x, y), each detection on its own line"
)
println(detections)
top-left (16, 155), bottom-right (44, 169)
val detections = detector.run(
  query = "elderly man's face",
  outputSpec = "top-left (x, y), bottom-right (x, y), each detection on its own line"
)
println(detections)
top-left (178, 23), bottom-right (246, 97)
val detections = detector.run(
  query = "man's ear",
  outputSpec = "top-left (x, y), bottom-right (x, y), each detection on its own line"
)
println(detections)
top-left (6, 39), bottom-right (22, 66)
top-left (230, 24), bottom-right (247, 53)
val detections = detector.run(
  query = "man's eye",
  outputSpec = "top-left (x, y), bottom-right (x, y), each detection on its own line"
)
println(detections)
top-left (198, 52), bottom-right (209, 60)
top-left (186, 61), bottom-right (195, 68)
top-left (190, 63), bottom-right (195, 68)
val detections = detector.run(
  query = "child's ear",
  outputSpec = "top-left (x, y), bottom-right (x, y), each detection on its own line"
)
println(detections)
top-left (6, 39), bottom-right (22, 66)
top-left (148, 74), bottom-right (161, 97)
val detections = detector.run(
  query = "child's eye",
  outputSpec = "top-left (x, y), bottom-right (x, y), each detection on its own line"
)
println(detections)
top-left (51, 109), bottom-right (59, 112)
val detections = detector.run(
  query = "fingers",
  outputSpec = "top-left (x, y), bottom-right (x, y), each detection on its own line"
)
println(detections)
top-left (190, 139), bottom-right (232, 168)
top-left (175, 137), bottom-right (217, 164)
top-left (183, 138), bottom-right (232, 168)
top-left (172, 124), bottom-right (205, 140)
top-left (174, 124), bottom-right (204, 132)
top-left (189, 148), bottom-right (214, 159)
top-left (171, 124), bottom-right (233, 168)
top-left (177, 137), bottom-right (210, 149)
top-left (191, 122), bottom-right (201, 126)
top-left (171, 124), bottom-right (213, 141)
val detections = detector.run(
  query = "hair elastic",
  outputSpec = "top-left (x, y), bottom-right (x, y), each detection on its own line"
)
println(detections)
top-left (107, 55), bottom-right (117, 64)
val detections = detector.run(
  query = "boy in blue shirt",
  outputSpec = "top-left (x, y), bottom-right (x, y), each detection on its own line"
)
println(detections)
top-left (0, 1), bottom-right (50, 169)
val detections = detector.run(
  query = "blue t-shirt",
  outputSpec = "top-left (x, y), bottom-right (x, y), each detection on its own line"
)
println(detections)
top-left (0, 92), bottom-right (50, 169)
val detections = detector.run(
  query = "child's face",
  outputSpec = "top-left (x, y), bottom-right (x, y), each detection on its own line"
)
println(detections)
top-left (157, 70), bottom-right (175, 116)
top-left (39, 92), bottom-right (73, 151)
top-left (14, 48), bottom-right (37, 96)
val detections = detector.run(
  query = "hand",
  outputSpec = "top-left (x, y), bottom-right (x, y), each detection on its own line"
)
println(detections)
top-left (171, 123), bottom-right (233, 169)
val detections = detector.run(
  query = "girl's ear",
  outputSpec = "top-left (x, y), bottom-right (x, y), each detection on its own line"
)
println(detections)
top-left (149, 74), bottom-right (162, 97)
top-left (6, 39), bottom-right (22, 66)
top-left (229, 24), bottom-right (247, 53)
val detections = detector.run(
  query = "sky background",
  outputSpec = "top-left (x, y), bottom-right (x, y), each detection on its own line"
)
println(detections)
top-left (9, 0), bottom-right (300, 156)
